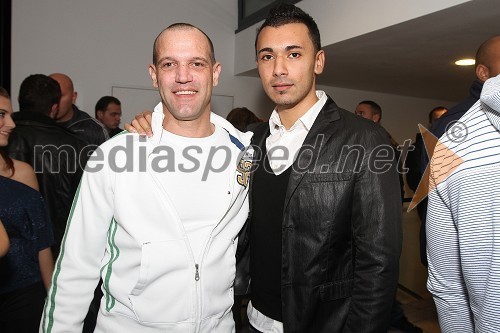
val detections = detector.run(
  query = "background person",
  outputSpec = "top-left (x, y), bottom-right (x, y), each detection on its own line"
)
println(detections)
top-left (95, 96), bottom-right (123, 137)
top-left (7, 74), bottom-right (87, 258)
top-left (0, 220), bottom-right (9, 257)
top-left (0, 86), bottom-right (54, 333)
top-left (427, 73), bottom-right (500, 333)
top-left (226, 107), bottom-right (261, 132)
top-left (49, 73), bottom-right (109, 146)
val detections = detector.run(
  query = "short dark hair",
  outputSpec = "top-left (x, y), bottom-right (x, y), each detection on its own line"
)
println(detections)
top-left (0, 87), bottom-right (9, 98)
top-left (226, 107), bottom-right (261, 132)
top-left (428, 106), bottom-right (447, 124)
top-left (359, 100), bottom-right (382, 120)
top-left (18, 74), bottom-right (61, 115)
top-left (255, 3), bottom-right (321, 56)
top-left (95, 96), bottom-right (121, 118)
top-left (153, 23), bottom-right (216, 65)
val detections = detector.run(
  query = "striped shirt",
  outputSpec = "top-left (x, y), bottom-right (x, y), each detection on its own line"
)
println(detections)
top-left (427, 75), bottom-right (500, 333)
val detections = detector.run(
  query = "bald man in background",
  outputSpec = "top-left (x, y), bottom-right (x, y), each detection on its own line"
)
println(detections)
top-left (49, 73), bottom-right (108, 147)
top-left (418, 35), bottom-right (500, 266)
top-left (429, 35), bottom-right (500, 140)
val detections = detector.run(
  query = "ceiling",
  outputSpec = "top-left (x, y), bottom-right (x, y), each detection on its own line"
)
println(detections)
top-left (241, 0), bottom-right (500, 102)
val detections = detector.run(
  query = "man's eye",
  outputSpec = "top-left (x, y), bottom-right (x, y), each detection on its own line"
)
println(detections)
top-left (261, 54), bottom-right (274, 61)
top-left (161, 62), bottom-right (174, 69)
top-left (289, 52), bottom-right (300, 58)
top-left (192, 62), bottom-right (205, 67)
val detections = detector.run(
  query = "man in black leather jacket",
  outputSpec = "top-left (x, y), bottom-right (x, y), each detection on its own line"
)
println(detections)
top-left (235, 4), bottom-right (402, 332)
top-left (7, 74), bottom-right (88, 257)
top-left (50, 73), bottom-right (109, 147)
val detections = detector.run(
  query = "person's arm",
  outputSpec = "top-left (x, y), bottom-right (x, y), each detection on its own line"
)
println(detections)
top-left (0, 219), bottom-right (9, 257)
top-left (124, 111), bottom-right (153, 137)
top-left (38, 247), bottom-right (54, 289)
top-left (40, 149), bottom-right (114, 332)
top-left (345, 127), bottom-right (403, 332)
top-left (426, 164), bottom-right (473, 332)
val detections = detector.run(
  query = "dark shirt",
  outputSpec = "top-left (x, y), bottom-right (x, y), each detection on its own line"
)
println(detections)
top-left (420, 80), bottom-right (483, 173)
top-left (250, 143), bottom-right (292, 321)
top-left (0, 176), bottom-right (54, 294)
top-left (108, 127), bottom-right (124, 138)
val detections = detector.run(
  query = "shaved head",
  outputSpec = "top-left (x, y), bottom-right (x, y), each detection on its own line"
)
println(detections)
top-left (475, 35), bottom-right (500, 81)
top-left (49, 73), bottom-right (77, 122)
top-left (152, 23), bottom-right (215, 65)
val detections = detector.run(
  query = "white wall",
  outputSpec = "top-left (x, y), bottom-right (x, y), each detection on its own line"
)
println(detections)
top-left (11, 0), bottom-right (239, 124)
top-left (12, 0), bottom-right (458, 144)
top-left (235, 0), bottom-right (472, 74)
top-left (318, 85), bottom-right (454, 145)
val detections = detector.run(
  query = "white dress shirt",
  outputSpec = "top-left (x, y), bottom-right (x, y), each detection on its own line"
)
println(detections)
top-left (266, 90), bottom-right (327, 175)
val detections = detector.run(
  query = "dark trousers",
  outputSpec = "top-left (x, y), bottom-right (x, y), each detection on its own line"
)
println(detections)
top-left (83, 280), bottom-right (103, 333)
top-left (0, 281), bottom-right (46, 333)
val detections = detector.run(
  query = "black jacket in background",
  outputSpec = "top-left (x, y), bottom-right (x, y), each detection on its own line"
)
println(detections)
top-left (236, 97), bottom-right (402, 332)
top-left (58, 105), bottom-right (109, 147)
top-left (7, 111), bottom-right (89, 256)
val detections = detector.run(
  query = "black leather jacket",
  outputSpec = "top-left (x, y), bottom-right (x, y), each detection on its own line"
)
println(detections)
top-left (236, 97), bottom-right (402, 332)
top-left (58, 105), bottom-right (109, 146)
top-left (8, 111), bottom-right (89, 255)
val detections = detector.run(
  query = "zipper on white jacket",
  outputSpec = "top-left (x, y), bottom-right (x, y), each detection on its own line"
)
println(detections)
top-left (195, 264), bottom-right (200, 281)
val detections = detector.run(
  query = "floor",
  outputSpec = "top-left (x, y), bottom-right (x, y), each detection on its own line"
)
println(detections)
top-left (393, 202), bottom-right (441, 333)
top-left (238, 202), bottom-right (442, 333)
top-left (395, 287), bottom-right (440, 333)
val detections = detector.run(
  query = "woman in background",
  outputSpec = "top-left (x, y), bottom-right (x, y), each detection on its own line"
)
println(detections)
top-left (0, 86), bottom-right (54, 333)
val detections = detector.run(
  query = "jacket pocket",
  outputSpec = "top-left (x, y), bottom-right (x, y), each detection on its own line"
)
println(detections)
top-left (307, 172), bottom-right (352, 183)
top-left (319, 279), bottom-right (353, 301)
top-left (200, 237), bottom-right (236, 318)
top-left (128, 240), bottom-right (192, 324)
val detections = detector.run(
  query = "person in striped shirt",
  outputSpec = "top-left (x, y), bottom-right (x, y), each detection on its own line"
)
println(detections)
top-left (427, 73), bottom-right (500, 332)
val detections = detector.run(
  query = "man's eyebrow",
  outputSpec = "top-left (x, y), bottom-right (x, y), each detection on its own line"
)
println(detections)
top-left (157, 56), bottom-right (210, 63)
top-left (285, 45), bottom-right (303, 51)
top-left (257, 47), bottom-right (273, 55)
top-left (191, 56), bottom-right (210, 63)
top-left (257, 45), bottom-right (304, 55)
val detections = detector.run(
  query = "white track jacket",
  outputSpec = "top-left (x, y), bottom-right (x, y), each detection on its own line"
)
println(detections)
top-left (40, 105), bottom-right (254, 333)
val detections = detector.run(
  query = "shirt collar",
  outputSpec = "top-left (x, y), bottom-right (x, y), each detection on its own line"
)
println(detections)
top-left (269, 90), bottom-right (327, 135)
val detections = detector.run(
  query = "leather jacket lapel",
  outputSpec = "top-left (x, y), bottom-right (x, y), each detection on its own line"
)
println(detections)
top-left (284, 97), bottom-right (341, 209)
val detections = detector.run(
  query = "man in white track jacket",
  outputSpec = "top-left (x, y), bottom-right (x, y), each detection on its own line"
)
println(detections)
top-left (41, 23), bottom-right (253, 333)
top-left (427, 73), bottom-right (500, 332)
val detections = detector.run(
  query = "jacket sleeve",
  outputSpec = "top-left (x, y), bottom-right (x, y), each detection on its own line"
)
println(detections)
top-left (426, 163), bottom-right (473, 332)
top-left (40, 150), bottom-right (114, 333)
top-left (345, 127), bottom-right (403, 332)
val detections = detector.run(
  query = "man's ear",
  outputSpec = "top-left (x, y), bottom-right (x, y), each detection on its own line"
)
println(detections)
top-left (49, 104), bottom-right (59, 119)
top-left (72, 91), bottom-right (78, 104)
top-left (373, 113), bottom-right (381, 124)
top-left (314, 50), bottom-right (325, 75)
top-left (212, 62), bottom-right (222, 87)
top-left (476, 64), bottom-right (490, 82)
top-left (96, 110), bottom-right (104, 121)
top-left (149, 65), bottom-right (159, 88)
